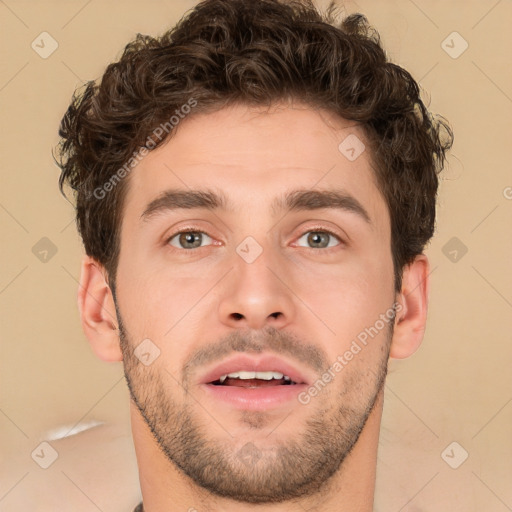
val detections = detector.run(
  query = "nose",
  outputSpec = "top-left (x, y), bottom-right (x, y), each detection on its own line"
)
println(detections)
top-left (217, 242), bottom-right (296, 331)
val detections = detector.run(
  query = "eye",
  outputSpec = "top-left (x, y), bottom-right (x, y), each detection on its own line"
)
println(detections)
top-left (296, 230), bottom-right (342, 249)
top-left (167, 230), bottom-right (213, 250)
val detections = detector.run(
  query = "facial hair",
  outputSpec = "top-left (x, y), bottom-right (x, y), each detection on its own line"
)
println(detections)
top-left (115, 300), bottom-right (394, 504)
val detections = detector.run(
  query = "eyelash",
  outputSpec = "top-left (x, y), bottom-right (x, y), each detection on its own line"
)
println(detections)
top-left (165, 226), bottom-right (345, 253)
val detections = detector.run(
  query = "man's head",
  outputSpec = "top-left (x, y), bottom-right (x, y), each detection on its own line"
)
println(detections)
top-left (56, 0), bottom-right (452, 507)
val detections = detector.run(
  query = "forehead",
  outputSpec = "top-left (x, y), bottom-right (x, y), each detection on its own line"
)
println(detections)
top-left (122, 102), bottom-right (388, 230)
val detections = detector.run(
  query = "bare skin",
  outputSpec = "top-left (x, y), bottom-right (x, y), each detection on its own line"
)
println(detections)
top-left (78, 100), bottom-right (429, 511)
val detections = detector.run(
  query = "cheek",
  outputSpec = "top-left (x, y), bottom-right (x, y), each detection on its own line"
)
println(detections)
top-left (116, 257), bottom-right (219, 352)
top-left (116, 272), bottom-right (196, 384)
top-left (116, 231), bottom-right (207, 330)
top-left (289, 248), bottom-right (393, 318)
top-left (285, 250), bottom-right (394, 362)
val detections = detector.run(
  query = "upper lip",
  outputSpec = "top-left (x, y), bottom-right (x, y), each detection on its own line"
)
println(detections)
top-left (199, 353), bottom-right (312, 385)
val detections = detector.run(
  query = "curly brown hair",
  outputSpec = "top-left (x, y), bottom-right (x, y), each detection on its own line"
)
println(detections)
top-left (55, 0), bottom-right (453, 294)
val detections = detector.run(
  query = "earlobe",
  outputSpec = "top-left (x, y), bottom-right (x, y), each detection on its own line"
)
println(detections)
top-left (389, 254), bottom-right (430, 359)
top-left (77, 255), bottom-right (123, 362)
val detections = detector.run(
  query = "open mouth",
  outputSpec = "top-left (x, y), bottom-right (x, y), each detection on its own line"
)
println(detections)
top-left (209, 371), bottom-right (297, 388)
top-left (202, 364), bottom-right (308, 410)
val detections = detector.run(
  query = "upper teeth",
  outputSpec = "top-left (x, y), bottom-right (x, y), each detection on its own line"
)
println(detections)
top-left (218, 371), bottom-right (291, 383)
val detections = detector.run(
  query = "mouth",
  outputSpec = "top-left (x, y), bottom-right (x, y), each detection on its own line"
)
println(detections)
top-left (198, 354), bottom-right (311, 410)
top-left (200, 354), bottom-right (310, 387)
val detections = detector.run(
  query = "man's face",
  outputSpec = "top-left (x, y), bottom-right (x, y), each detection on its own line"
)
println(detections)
top-left (114, 101), bottom-right (396, 503)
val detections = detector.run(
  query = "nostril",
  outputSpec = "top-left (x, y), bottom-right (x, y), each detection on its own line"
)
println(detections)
top-left (232, 313), bottom-right (243, 320)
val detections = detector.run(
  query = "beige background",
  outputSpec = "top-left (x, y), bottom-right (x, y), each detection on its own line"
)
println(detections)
top-left (1, 0), bottom-right (511, 511)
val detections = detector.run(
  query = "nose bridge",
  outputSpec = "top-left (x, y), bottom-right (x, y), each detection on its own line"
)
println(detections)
top-left (217, 232), bottom-right (295, 330)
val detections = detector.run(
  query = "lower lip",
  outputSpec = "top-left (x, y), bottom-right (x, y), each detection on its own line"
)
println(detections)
top-left (200, 383), bottom-right (309, 410)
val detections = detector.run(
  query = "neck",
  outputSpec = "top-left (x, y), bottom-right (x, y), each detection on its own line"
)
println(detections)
top-left (131, 390), bottom-right (383, 512)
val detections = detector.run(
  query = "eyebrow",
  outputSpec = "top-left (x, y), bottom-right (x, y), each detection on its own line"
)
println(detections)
top-left (141, 187), bottom-right (372, 226)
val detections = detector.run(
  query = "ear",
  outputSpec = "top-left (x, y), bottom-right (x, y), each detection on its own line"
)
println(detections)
top-left (389, 253), bottom-right (430, 359)
top-left (77, 255), bottom-right (122, 362)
